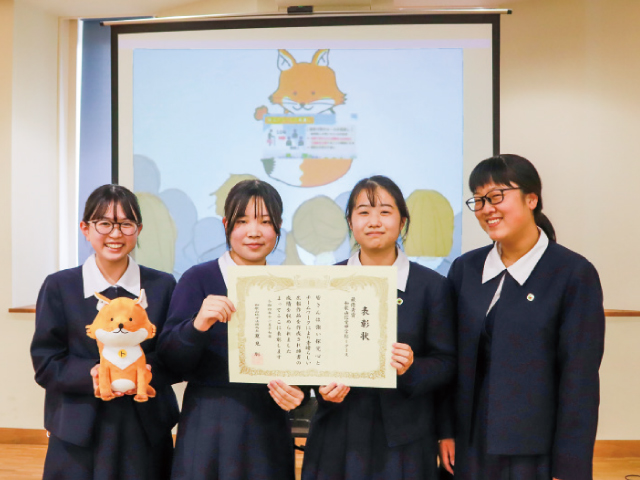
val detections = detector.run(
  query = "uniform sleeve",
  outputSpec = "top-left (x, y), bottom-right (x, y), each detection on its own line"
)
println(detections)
top-left (30, 275), bottom-right (97, 395)
top-left (144, 276), bottom-right (183, 388)
top-left (551, 260), bottom-right (605, 480)
top-left (435, 258), bottom-right (462, 440)
top-left (156, 269), bottom-right (211, 373)
top-left (397, 275), bottom-right (457, 398)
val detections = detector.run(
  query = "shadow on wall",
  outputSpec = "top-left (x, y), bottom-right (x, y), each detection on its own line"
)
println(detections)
top-left (133, 154), bottom-right (459, 279)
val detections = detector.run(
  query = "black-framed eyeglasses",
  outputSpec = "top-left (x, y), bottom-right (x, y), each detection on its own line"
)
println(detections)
top-left (465, 187), bottom-right (521, 212)
top-left (90, 220), bottom-right (140, 236)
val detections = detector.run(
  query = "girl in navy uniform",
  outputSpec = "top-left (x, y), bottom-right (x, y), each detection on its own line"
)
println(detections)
top-left (302, 175), bottom-right (456, 480)
top-left (438, 155), bottom-right (605, 480)
top-left (157, 179), bottom-right (303, 480)
top-left (31, 185), bottom-right (179, 480)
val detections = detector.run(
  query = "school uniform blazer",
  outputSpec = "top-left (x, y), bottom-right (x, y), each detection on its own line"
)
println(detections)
top-left (448, 242), bottom-right (605, 480)
top-left (156, 259), bottom-right (239, 386)
top-left (314, 260), bottom-right (457, 448)
top-left (30, 266), bottom-right (180, 447)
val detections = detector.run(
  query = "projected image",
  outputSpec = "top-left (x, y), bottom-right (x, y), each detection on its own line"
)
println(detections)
top-left (254, 49), bottom-right (354, 187)
top-left (132, 47), bottom-right (463, 278)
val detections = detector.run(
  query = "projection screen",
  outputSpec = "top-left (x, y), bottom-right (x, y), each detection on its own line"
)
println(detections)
top-left (111, 13), bottom-right (500, 278)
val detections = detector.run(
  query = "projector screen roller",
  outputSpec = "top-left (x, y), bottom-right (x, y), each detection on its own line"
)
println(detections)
top-left (112, 14), bottom-right (499, 278)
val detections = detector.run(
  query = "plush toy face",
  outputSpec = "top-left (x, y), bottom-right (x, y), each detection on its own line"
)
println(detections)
top-left (86, 291), bottom-right (156, 347)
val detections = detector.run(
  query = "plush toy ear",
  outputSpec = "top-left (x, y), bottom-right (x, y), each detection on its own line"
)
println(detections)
top-left (94, 292), bottom-right (111, 312)
top-left (135, 289), bottom-right (148, 310)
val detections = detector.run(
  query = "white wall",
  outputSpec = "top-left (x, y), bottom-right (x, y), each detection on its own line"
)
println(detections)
top-left (11, 0), bottom-right (60, 308)
top-left (498, 0), bottom-right (640, 440)
top-left (0, 0), bottom-right (58, 429)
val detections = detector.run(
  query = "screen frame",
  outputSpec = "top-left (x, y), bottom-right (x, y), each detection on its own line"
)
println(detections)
top-left (109, 12), bottom-right (501, 183)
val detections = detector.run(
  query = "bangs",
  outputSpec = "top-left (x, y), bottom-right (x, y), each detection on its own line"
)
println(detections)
top-left (468, 156), bottom-right (518, 193)
top-left (360, 183), bottom-right (383, 208)
top-left (86, 189), bottom-right (140, 223)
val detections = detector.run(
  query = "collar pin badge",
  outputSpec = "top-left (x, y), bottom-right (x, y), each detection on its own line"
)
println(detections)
top-left (527, 293), bottom-right (535, 302)
top-left (397, 298), bottom-right (403, 305)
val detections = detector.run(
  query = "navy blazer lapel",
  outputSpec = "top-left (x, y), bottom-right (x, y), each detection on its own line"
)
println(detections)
top-left (478, 275), bottom-right (502, 319)
top-left (465, 250), bottom-right (503, 329)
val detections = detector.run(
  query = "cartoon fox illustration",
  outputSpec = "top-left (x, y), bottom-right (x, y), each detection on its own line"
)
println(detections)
top-left (86, 290), bottom-right (156, 403)
top-left (254, 48), bottom-right (355, 188)
top-left (256, 49), bottom-right (346, 118)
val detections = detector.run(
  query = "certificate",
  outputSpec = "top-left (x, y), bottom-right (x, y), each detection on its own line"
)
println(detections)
top-left (227, 266), bottom-right (397, 388)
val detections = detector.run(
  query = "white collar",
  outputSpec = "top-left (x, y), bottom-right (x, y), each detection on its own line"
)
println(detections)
top-left (82, 254), bottom-right (141, 298)
top-left (218, 250), bottom-right (270, 288)
top-left (482, 228), bottom-right (549, 286)
top-left (347, 248), bottom-right (410, 292)
top-left (218, 251), bottom-right (235, 288)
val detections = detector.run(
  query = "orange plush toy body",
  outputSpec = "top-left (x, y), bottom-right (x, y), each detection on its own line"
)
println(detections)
top-left (86, 290), bottom-right (156, 403)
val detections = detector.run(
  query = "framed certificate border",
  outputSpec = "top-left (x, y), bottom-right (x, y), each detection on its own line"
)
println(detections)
top-left (227, 266), bottom-right (397, 387)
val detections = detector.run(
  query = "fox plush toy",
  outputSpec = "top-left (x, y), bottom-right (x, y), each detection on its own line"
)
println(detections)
top-left (86, 290), bottom-right (156, 403)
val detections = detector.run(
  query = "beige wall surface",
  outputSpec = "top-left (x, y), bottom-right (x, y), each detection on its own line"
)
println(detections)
top-left (1, 0), bottom-right (638, 439)
top-left (498, 0), bottom-right (640, 440)
top-left (0, 0), bottom-right (57, 429)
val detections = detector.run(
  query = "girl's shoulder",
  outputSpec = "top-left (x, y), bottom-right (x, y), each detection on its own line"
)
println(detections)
top-left (43, 265), bottom-right (83, 288)
top-left (407, 260), bottom-right (447, 285)
top-left (177, 258), bottom-right (225, 289)
top-left (543, 241), bottom-right (590, 265)
top-left (447, 245), bottom-right (493, 281)
top-left (183, 258), bottom-right (222, 277)
top-left (139, 264), bottom-right (177, 286)
top-left (539, 242), bottom-right (600, 281)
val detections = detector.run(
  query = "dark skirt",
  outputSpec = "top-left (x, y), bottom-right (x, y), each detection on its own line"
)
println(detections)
top-left (170, 383), bottom-right (295, 480)
top-left (302, 389), bottom-right (439, 480)
top-left (43, 396), bottom-right (173, 480)
top-left (455, 312), bottom-right (551, 480)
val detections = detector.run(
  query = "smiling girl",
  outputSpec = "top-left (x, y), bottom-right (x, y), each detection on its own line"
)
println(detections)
top-left (302, 175), bottom-right (456, 480)
top-left (157, 179), bottom-right (302, 480)
top-left (439, 155), bottom-right (605, 480)
top-left (31, 185), bottom-right (179, 480)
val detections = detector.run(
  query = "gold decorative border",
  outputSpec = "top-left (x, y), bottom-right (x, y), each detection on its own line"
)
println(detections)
top-left (235, 274), bottom-right (390, 380)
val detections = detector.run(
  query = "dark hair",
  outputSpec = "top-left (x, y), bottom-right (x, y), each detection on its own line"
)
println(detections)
top-left (468, 154), bottom-right (556, 242)
top-left (224, 179), bottom-right (283, 248)
top-left (345, 175), bottom-right (410, 242)
top-left (82, 184), bottom-right (142, 224)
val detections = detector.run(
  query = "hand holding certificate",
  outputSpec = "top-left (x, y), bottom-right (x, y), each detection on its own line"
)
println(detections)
top-left (227, 265), bottom-right (398, 388)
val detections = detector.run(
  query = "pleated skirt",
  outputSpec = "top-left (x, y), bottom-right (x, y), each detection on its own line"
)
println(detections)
top-left (43, 396), bottom-right (173, 480)
top-left (302, 389), bottom-right (439, 480)
top-left (170, 383), bottom-right (295, 480)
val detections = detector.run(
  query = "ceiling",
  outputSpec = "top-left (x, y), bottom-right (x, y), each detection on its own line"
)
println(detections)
top-left (20, 0), bottom-right (204, 18)
top-left (20, 0), bottom-right (518, 20)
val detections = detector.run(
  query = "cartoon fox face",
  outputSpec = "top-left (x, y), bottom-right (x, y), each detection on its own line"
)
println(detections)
top-left (86, 290), bottom-right (156, 348)
top-left (269, 49), bottom-right (346, 115)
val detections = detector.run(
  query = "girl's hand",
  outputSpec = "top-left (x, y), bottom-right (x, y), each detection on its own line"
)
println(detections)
top-left (90, 364), bottom-right (101, 394)
top-left (193, 295), bottom-right (236, 331)
top-left (268, 379), bottom-right (304, 411)
top-left (391, 343), bottom-right (414, 375)
top-left (439, 438), bottom-right (455, 475)
top-left (318, 383), bottom-right (350, 403)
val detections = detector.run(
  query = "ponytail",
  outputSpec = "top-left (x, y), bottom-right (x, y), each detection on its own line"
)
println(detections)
top-left (534, 210), bottom-right (556, 242)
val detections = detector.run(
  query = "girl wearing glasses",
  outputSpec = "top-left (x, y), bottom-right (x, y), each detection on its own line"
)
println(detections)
top-left (157, 179), bottom-right (303, 480)
top-left (31, 185), bottom-right (179, 480)
top-left (438, 155), bottom-right (605, 480)
top-left (302, 176), bottom-right (456, 480)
